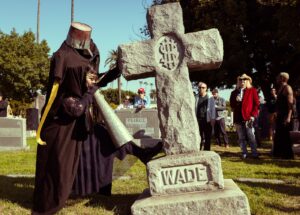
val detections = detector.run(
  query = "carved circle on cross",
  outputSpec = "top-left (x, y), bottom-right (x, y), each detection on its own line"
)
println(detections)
top-left (155, 34), bottom-right (183, 71)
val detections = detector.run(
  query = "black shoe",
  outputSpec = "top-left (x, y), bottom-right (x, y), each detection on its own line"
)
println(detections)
top-left (138, 141), bottom-right (163, 164)
top-left (98, 183), bottom-right (112, 196)
top-left (241, 154), bottom-right (247, 159)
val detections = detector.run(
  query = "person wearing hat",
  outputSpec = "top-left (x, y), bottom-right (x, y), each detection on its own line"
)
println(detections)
top-left (211, 88), bottom-right (229, 148)
top-left (272, 72), bottom-right (294, 159)
top-left (33, 22), bottom-right (162, 215)
top-left (134, 87), bottom-right (149, 109)
top-left (0, 91), bottom-right (8, 117)
top-left (230, 73), bottom-right (260, 159)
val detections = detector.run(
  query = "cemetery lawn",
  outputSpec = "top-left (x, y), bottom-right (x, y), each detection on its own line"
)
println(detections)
top-left (0, 136), bottom-right (299, 215)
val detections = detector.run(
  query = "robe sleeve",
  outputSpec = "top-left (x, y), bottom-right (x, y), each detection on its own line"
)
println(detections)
top-left (62, 86), bottom-right (98, 117)
top-left (50, 52), bottom-right (65, 83)
top-left (97, 67), bottom-right (121, 87)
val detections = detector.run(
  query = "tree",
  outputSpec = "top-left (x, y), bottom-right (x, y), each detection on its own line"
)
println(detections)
top-left (0, 30), bottom-right (50, 114)
top-left (151, 0), bottom-right (300, 98)
top-left (101, 88), bottom-right (135, 107)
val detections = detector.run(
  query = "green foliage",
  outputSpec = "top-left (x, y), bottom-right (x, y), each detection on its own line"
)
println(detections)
top-left (9, 99), bottom-right (32, 117)
top-left (101, 88), bottom-right (136, 106)
top-left (0, 29), bottom-right (50, 104)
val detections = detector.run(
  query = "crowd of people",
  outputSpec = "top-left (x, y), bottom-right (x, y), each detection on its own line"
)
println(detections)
top-left (115, 87), bottom-right (150, 110)
top-left (195, 72), bottom-right (296, 160)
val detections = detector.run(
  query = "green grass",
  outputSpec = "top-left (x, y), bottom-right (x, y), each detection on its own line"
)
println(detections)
top-left (0, 136), bottom-right (299, 214)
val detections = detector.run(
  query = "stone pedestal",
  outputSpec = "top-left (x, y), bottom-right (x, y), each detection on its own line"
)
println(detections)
top-left (131, 151), bottom-right (250, 215)
top-left (147, 151), bottom-right (224, 195)
top-left (131, 179), bottom-right (250, 215)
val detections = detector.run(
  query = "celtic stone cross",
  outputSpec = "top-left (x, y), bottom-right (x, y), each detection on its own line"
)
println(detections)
top-left (119, 2), bottom-right (223, 155)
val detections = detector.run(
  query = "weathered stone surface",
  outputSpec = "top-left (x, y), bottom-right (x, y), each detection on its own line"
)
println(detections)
top-left (115, 109), bottom-right (160, 139)
top-left (118, 2), bottom-right (224, 155)
top-left (147, 2), bottom-right (184, 38)
top-left (147, 151), bottom-right (224, 196)
top-left (0, 117), bottom-right (27, 150)
top-left (184, 29), bottom-right (223, 71)
top-left (131, 179), bottom-right (251, 215)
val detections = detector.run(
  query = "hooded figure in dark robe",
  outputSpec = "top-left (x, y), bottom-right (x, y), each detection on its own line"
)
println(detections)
top-left (32, 22), bottom-right (162, 215)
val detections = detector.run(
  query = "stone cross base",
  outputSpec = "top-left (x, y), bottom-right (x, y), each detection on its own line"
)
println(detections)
top-left (131, 179), bottom-right (251, 215)
top-left (147, 151), bottom-right (224, 196)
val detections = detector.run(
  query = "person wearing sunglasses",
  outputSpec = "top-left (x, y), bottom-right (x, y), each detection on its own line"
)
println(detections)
top-left (195, 82), bottom-right (216, 151)
top-left (230, 74), bottom-right (260, 159)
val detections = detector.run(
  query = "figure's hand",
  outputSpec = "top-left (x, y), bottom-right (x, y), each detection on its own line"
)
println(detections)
top-left (284, 117), bottom-right (291, 126)
top-left (236, 95), bottom-right (242, 102)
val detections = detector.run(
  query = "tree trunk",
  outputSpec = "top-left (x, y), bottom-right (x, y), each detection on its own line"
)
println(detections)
top-left (118, 77), bottom-right (121, 104)
top-left (36, 0), bottom-right (40, 43)
top-left (71, 0), bottom-right (74, 23)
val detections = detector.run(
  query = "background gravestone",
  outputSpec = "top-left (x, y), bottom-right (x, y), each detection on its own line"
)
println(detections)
top-left (115, 109), bottom-right (160, 139)
top-left (26, 108), bottom-right (39, 131)
top-left (119, 3), bottom-right (250, 215)
top-left (0, 117), bottom-right (27, 150)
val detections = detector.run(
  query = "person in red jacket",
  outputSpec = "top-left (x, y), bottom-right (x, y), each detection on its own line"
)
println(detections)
top-left (230, 74), bottom-right (260, 159)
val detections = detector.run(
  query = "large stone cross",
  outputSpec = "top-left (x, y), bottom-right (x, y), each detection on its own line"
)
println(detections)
top-left (119, 2), bottom-right (223, 155)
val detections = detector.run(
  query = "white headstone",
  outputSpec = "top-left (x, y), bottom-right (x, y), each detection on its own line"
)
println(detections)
top-left (0, 117), bottom-right (27, 150)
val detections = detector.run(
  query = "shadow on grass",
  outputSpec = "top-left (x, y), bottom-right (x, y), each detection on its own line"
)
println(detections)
top-left (216, 149), bottom-right (300, 168)
top-left (239, 181), bottom-right (300, 197)
top-left (0, 175), bottom-right (34, 210)
top-left (85, 193), bottom-right (140, 215)
top-left (264, 202), bottom-right (300, 214)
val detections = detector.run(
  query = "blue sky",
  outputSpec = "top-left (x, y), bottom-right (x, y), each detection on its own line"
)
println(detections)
top-left (0, 0), bottom-right (154, 93)
top-left (0, 0), bottom-right (234, 100)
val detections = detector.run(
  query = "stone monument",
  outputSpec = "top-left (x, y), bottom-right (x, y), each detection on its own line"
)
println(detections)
top-left (115, 109), bottom-right (161, 139)
top-left (0, 117), bottom-right (27, 151)
top-left (119, 3), bottom-right (250, 215)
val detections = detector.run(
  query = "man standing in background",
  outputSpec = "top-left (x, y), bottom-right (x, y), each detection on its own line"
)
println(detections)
top-left (195, 82), bottom-right (216, 151)
top-left (212, 88), bottom-right (229, 148)
top-left (230, 74), bottom-right (260, 159)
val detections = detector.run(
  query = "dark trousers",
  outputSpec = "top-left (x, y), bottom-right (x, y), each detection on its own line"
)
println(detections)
top-left (214, 118), bottom-right (229, 146)
top-left (198, 118), bottom-right (212, 151)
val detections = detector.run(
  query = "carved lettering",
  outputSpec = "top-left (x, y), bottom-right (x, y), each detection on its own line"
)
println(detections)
top-left (125, 118), bottom-right (147, 125)
top-left (175, 169), bottom-right (186, 184)
top-left (156, 35), bottom-right (182, 71)
top-left (160, 164), bottom-right (208, 188)
top-left (161, 169), bottom-right (176, 185)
